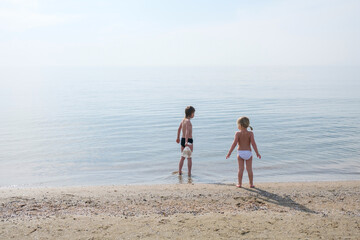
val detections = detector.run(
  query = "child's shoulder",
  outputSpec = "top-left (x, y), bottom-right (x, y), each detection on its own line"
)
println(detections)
top-left (238, 130), bottom-right (253, 135)
top-left (183, 118), bottom-right (191, 123)
top-left (181, 118), bottom-right (191, 125)
top-left (245, 130), bottom-right (253, 135)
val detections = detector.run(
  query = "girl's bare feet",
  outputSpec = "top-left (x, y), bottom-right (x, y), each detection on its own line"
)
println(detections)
top-left (236, 184), bottom-right (242, 188)
top-left (250, 185), bottom-right (255, 188)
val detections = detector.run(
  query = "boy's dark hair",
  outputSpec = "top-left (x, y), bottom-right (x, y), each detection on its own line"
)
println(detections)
top-left (185, 106), bottom-right (195, 118)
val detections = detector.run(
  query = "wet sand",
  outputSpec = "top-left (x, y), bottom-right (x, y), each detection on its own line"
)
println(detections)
top-left (1, 181), bottom-right (359, 239)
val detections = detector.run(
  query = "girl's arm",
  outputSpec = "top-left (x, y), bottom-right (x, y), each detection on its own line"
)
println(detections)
top-left (176, 122), bottom-right (182, 143)
top-left (226, 133), bottom-right (238, 159)
top-left (250, 132), bottom-right (261, 159)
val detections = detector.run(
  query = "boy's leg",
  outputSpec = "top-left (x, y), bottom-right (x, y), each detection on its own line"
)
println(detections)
top-left (237, 156), bottom-right (245, 187)
top-left (245, 157), bottom-right (254, 187)
top-left (178, 146), bottom-right (185, 175)
top-left (187, 143), bottom-right (193, 176)
top-left (187, 158), bottom-right (192, 176)
top-left (179, 156), bottom-right (185, 175)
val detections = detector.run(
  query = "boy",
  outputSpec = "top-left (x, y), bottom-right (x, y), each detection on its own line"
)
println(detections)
top-left (176, 106), bottom-right (195, 176)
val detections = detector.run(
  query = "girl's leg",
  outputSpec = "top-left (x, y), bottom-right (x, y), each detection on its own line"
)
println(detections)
top-left (237, 156), bottom-right (245, 187)
top-left (187, 158), bottom-right (192, 176)
top-left (245, 157), bottom-right (254, 187)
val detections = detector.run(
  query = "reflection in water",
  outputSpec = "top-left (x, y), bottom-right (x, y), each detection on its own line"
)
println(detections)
top-left (187, 176), bottom-right (193, 184)
top-left (178, 175), bottom-right (183, 184)
top-left (178, 175), bottom-right (193, 184)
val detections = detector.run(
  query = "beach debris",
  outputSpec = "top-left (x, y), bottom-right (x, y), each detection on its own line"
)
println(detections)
top-left (158, 219), bottom-right (170, 224)
top-left (1, 182), bottom-right (357, 223)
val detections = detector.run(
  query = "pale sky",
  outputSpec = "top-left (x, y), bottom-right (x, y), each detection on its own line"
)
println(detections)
top-left (0, 0), bottom-right (359, 67)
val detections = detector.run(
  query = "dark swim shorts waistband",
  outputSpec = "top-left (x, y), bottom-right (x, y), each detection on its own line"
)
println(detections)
top-left (181, 138), bottom-right (193, 147)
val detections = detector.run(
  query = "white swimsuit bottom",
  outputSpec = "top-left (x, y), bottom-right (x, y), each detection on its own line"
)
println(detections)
top-left (181, 146), bottom-right (192, 158)
top-left (237, 150), bottom-right (252, 160)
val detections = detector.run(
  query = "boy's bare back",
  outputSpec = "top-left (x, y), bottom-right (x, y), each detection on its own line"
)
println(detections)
top-left (181, 119), bottom-right (192, 138)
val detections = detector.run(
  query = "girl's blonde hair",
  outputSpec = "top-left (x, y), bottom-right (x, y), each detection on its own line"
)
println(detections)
top-left (237, 117), bottom-right (253, 130)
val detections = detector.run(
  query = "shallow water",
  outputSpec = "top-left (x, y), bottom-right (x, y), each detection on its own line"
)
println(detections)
top-left (0, 66), bottom-right (359, 187)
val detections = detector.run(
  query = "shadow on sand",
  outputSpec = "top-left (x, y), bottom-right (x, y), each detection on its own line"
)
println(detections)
top-left (243, 187), bottom-right (318, 214)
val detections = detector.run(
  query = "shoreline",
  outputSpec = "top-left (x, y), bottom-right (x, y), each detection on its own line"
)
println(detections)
top-left (1, 178), bottom-right (359, 190)
top-left (1, 180), bottom-right (359, 239)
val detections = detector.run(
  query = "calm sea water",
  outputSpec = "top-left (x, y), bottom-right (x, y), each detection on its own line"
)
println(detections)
top-left (0, 66), bottom-right (359, 187)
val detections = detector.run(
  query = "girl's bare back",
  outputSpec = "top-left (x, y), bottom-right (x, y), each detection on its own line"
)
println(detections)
top-left (237, 130), bottom-right (252, 151)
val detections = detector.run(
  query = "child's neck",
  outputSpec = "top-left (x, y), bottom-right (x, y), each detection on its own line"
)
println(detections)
top-left (240, 127), bottom-right (247, 131)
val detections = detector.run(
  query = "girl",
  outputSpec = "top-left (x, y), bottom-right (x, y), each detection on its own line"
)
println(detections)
top-left (226, 117), bottom-right (261, 188)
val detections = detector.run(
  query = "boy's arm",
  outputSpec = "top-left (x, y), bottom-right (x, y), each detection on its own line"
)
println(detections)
top-left (176, 122), bottom-right (182, 143)
top-left (250, 132), bottom-right (261, 158)
top-left (226, 133), bottom-right (238, 159)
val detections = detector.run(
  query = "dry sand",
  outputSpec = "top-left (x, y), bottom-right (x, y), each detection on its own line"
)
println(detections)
top-left (0, 181), bottom-right (359, 239)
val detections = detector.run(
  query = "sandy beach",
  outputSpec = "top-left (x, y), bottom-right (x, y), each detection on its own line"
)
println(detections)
top-left (0, 180), bottom-right (359, 239)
